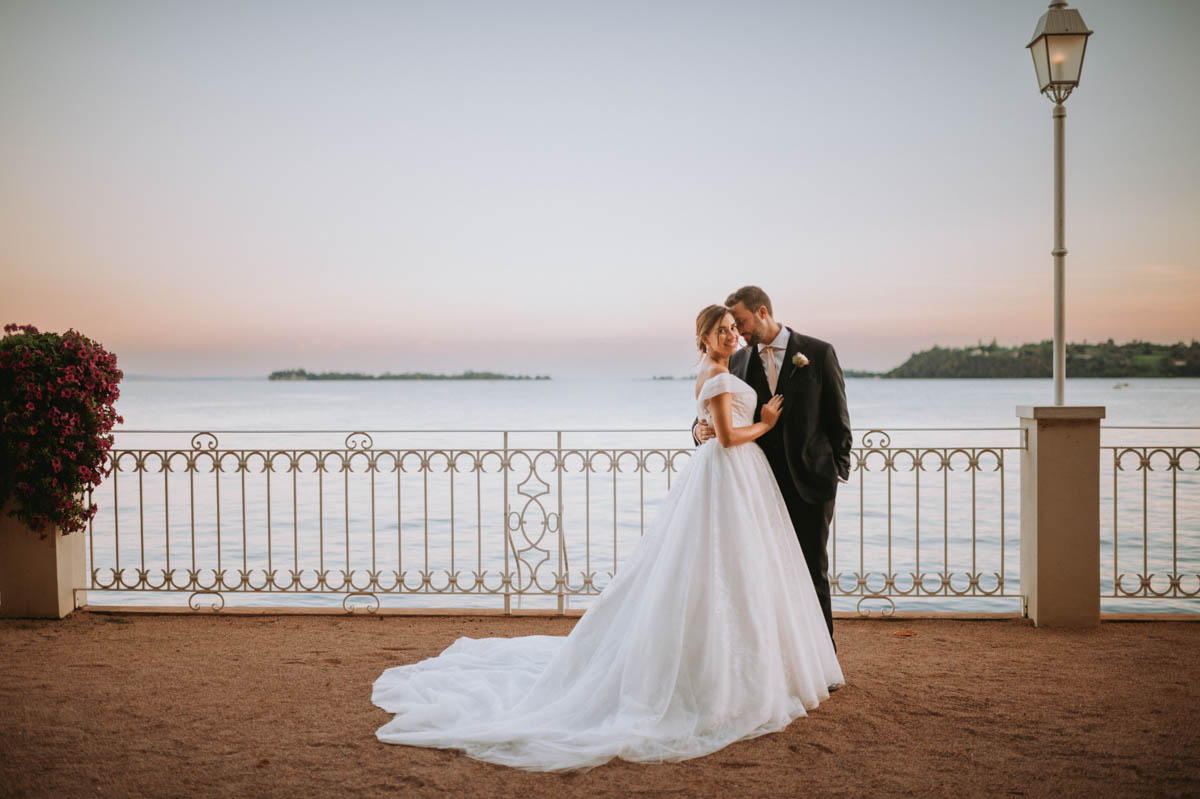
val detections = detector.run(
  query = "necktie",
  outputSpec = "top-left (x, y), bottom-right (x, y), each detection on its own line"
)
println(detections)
top-left (762, 346), bottom-right (779, 393)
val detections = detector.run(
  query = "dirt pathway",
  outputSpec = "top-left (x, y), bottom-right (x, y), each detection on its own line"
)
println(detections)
top-left (1, 613), bottom-right (1197, 798)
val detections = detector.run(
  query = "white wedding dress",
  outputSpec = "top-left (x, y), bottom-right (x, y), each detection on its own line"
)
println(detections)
top-left (373, 373), bottom-right (843, 771)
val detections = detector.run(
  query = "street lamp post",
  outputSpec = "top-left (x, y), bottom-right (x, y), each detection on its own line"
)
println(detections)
top-left (1027, 1), bottom-right (1092, 406)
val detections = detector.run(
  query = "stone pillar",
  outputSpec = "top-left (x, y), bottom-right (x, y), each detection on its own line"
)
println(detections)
top-left (1017, 406), bottom-right (1105, 627)
top-left (0, 504), bottom-right (86, 618)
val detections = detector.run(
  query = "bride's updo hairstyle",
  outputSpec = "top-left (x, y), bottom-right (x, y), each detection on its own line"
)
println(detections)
top-left (695, 304), bottom-right (730, 354)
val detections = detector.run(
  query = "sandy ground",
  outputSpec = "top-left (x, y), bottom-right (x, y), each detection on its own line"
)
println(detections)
top-left (1, 612), bottom-right (1197, 798)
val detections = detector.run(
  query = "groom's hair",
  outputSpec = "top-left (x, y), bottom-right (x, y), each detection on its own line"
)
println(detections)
top-left (725, 286), bottom-right (772, 317)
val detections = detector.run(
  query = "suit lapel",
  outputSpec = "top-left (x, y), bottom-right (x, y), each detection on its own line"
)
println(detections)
top-left (776, 328), bottom-right (800, 388)
top-left (731, 347), bottom-right (751, 382)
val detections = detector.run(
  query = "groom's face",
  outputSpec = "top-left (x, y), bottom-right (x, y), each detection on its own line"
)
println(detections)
top-left (728, 302), bottom-right (764, 347)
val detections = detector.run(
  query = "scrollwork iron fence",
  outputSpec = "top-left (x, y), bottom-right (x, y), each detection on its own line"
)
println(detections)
top-left (834, 429), bottom-right (1019, 616)
top-left (1102, 432), bottom-right (1200, 602)
top-left (84, 427), bottom-right (1032, 614)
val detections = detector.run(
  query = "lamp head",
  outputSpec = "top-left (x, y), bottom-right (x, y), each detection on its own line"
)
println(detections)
top-left (1027, 1), bottom-right (1093, 103)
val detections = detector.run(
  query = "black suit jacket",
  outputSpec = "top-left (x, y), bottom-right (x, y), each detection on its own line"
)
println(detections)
top-left (726, 329), bottom-right (852, 504)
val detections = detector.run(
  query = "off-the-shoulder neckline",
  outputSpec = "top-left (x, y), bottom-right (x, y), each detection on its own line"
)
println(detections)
top-left (699, 372), bottom-right (748, 391)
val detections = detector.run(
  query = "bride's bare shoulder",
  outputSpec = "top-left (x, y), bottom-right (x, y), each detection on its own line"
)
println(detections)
top-left (694, 364), bottom-right (730, 398)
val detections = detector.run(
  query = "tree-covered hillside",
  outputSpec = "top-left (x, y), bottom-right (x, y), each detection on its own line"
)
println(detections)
top-left (887, 340), bottom-right (1200, 378)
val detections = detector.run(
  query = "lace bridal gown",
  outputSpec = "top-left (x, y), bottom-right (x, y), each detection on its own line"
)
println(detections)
top-left (372, 373), bottom-right (843, 771)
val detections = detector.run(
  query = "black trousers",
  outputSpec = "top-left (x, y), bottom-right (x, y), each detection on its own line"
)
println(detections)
top-left (765, 451), bottom-right (836, 643)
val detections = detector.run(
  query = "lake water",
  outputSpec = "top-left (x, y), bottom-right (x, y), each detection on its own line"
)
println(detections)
top-left (113, 375), bottom-right (1200, 432)
top-left (89, 377), bottom-right (1200, 615)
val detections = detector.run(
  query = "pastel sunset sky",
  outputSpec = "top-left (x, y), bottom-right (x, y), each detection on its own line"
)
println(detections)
top-left (2, 0), bottom-right (1197, 376)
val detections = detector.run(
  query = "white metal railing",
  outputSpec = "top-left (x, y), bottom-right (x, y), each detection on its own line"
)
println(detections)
top-left (833, 429), bottom-right (1021, 615)
top-left (1101, 428), bottom-right (1200, 602)
top-left (84, 427), bottom-right (1027, 614)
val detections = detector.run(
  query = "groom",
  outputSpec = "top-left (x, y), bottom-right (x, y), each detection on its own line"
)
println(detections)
top-left (695, 286), bottom-right (852, 642)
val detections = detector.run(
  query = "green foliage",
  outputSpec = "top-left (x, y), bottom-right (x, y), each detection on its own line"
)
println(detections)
top-left (887, 340), bottom-right (1200, 378)
top-left (888, 338), bottom-right (1200, 379)
top-left (0, 324), bottom-right (124, 535)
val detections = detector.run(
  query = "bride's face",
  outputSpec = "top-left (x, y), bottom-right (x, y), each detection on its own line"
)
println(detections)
top-left (706, 313), bottom-right (739, 360)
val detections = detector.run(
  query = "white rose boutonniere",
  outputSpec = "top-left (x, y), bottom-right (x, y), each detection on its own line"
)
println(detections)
top-left (791, 352), bottom-right (810, 369)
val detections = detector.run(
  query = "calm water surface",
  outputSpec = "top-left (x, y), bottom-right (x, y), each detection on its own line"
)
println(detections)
top-left (113, 376), bottom-right (1200, 432)
top-left (91, 377), bottom-right (1199, 614)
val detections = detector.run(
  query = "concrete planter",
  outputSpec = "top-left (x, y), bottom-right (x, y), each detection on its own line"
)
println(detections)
top-left (0, 503), bottom-right (86, 618)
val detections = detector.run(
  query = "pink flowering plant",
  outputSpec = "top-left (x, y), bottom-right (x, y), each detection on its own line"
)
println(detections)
top-left (0, 324), bottom-right (123, 536)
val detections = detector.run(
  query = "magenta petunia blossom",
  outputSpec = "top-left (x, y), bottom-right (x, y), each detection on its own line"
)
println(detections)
top-left (1, 324), bottom-right (122, 535)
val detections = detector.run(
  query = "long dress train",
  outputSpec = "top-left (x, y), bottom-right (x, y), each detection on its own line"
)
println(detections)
top-left (372, 373), bottom-right (843, 771)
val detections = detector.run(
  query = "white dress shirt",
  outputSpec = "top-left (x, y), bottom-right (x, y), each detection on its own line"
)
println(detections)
top-left (757, 326), bottom-right (789, 389)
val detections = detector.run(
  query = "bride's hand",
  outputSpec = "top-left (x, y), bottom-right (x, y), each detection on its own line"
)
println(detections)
top-left (760, 394), bottom-right (784, 428)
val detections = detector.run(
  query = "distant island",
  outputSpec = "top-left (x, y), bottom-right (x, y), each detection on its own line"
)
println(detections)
top-left (884, 339), bottom-right (1200, 379)
top-left (269, 369), bottom-right (550, 381)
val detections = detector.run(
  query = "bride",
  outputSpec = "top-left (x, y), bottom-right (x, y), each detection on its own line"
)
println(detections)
top-left (372, 305), bottom-right (843, 771)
